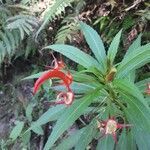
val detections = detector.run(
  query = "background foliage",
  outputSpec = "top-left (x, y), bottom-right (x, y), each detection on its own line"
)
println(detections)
top-left (0, 0), bottom-right (150, 149)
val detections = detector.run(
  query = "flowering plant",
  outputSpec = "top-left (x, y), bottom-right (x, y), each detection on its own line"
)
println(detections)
top-left (23, 22), bottom-right (150, 150)
top-left (33, 58), bottom-right (74, 106)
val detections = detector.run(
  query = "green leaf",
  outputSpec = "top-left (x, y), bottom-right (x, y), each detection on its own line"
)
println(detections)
top-left (31, 125), bottom-right (44, 135)
top-left (25, 103), bottom-right (34, 122)
top-left (125, 34), bottom-right (142, 82)
top-left (114, 79), bottom-right (146, 103)
top-left (35, 0), bottom-right (73, 38)
top-left (125, 70), bottom-right (136, 82)
top-left (136, 78), bottom-right (150, 92)
top-left (145, 98), bottom-right (150, 106)
top-left (116, 129), bottom-right (127, 150)
top-left (23, 105), bottom-right (65, 136)
top-left (31, 105), bottom-right (66, 128)
top-left (21, 131), bottom-right (31, 145)
top-left (75, 121), bottom-right (97, 150)
top-left (125, 34), bottom-right (142, 58)
top-left (52, 82), bottom-right (96, 94)
top-left (5, 30), bottom-right (16, 51)
top-left (119, 92), bottom-right (150, 150)
top-left (54, 129), bottom-right (84, 150)
top-left (73, 71), bottom-right (98, 83)
top-left (96, 136), bottom-right (115, 150)
top-left (22, 71), bottom-right (48, 80)
top-left (107, 29), bottom-right (122, 65)
top-left (116, 43), bottom-right (150, 78)
top-left (114, 80), bottom-right (150, 150)
top-left (44, 89), bottom-right (101, 150)
top-left (0, 31), bottom-right (11, 55)
top-left (42, 79), bottom-right (52, 92)
top-left (80, 22), bottom-right (107, 72)
top-left (44, 44), bottom-right (101, 71)
top-left (9, 121), bottom-right (24, 141)
top-left (126, 132), bottom-right (136, 150)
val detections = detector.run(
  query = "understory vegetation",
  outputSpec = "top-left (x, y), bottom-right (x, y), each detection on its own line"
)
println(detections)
top-left (0, 0), bottom-right (150, 150)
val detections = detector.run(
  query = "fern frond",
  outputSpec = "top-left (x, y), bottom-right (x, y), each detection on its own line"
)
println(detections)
top-left (25, 35), bottom-right (37, 58)
top-left (0, 31), bottom-right (11, 55)
top-left (0, 3), bottom-right (39, 64)
top-left (0, 41), bottom-right (6, 63)
top-left (36, 0), bottom-right (75, 38)
top-left (55, 17), bottom-right (79, 43)
top-left (6, 15), bottom-right (39, 39)
top-left (0, 6), bottom-right (11, 21)
top-left (0, 28), bottom-right (19, 63)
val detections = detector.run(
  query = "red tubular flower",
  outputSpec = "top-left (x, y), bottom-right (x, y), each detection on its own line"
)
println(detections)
top-left (33, 69), bottom-right (73, 94)
top-left (33, 57), bottom-right (74, 106)
top-left (97, 117), bottom-right (132, 143)
top-left (45, 59), bottom-right (65, 70)
top-left (55, 91), bottom-right (74, 106)
top-left (51, 59), bottom-right (65, 70)
top-left (145, 83), bottom-right (150, 95)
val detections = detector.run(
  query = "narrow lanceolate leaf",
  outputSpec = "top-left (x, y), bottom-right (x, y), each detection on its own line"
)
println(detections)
top-left (117, 131), bottom-right (136, 150)
top-left (125, 70), bottom-right (135, 83)
top-left (75, 121), bottom-right (97, 150)
top-left (52, 82), bottom-right (96, 94)
top-left (44, 44), bottom-right (102, 71)
top-left (136, 78), bottom-right (150, 92)
top-left (114, 79), bottom-right (148, 106)
top-left (22, 71), bottom-right (48, 80)
top-left (124, 33), bottom-right (142, 58)
top-left (73, 71), bottom-right (99, 83)
top-left (31, 105), bottom-right (65, 128)
top-left (126, 132), bottom-right (136, 150)
top-left (116, 43), bottom-right (150, 78)
top-left (119, 92), bottom-right (150, 150)
top-left (44, 90), bottom-right (101, 150)
top-left (21, 131), bottom-right (31, 145)
top-left (116, 129), bottom-right (127, 150)
top-left (80, 22), bottom-right (107, 73)
top-left (114, 79), bottom-right (150, 150)
top-left (125, 34), bottom-right (142, 82)
top-left (9, 121), bottom-right (24, 141)
top-left (96, 136), bottom-right (115, 150)
top-left (107, 29), bottom-right (122, 65)
top-left (54, 129), bottom-right (84, 150)
top-left (31, 125), bottom-right (44, 135)
top-left (25, 103), bottom-right (34, 122)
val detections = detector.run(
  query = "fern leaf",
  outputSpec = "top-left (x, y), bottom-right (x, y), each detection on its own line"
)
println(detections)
top-left (22, 24), bottom-right (31, 35)
top-left (12, 30), bottom-right (20, 47)
top-left (55, 14), bottom-right (79, 43)
top-left (7, 15), bottom-right (38, 39)
top-left (0, 31), bottom-right (11, 55)
top-left (0, 5), bottom-right (38, 64)
top-left (5, 30), bottom-right (16, 51)
top-left (0, 42), bottom-right (6, 63)
top-left (55, 22), bottom-right (79, 43)
top-left (25, 36), bottom-right (37, 58)
top-left (36, 0), bottom-right (74, 38)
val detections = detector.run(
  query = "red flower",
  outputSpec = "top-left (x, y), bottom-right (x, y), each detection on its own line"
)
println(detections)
top-left (33, 58), bottom-right (74, 106)
top-left (45, 59), bottom-right (65, 70)
top-left (145, 83), bottom-right (150, 95)
top-left (97, 117), bottom-right (132, 143)
top-left (33, 69), bottom-right (73, 94)
top-left (51, 59), bottom-right (65, 70)
top-left (55, 91), bottom-right (74, 106)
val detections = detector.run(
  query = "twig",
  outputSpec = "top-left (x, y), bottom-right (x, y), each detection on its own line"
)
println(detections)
top-left (39, 136), bottom-right (44, 150)
top-left (125, 0), bottom-right (143, 11)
